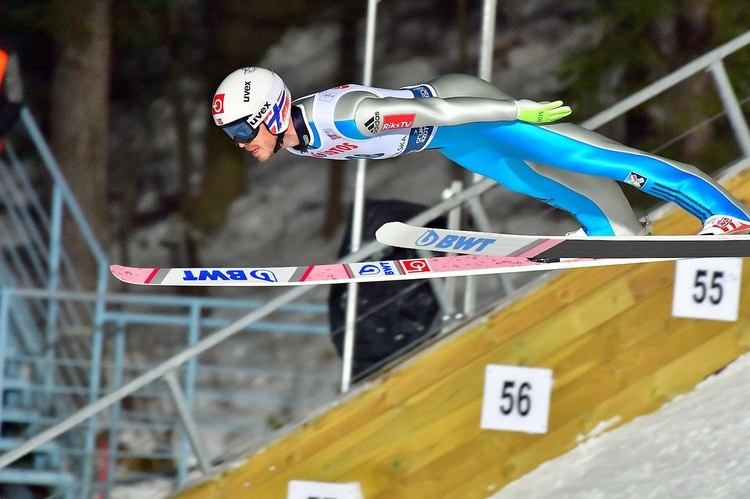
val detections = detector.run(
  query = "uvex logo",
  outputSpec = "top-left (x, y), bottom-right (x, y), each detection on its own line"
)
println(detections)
top-left (248, 101), bottom-right (271, 127)
top-left (243, 81), bottom-right (251, 102)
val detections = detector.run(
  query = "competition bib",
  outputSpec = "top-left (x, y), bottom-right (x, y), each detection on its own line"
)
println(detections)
top-left (288, 83), bottom-right (438, 160)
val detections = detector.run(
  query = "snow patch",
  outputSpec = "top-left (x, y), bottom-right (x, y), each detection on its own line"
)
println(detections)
top-left (575, 415), bottom-right (623, 443)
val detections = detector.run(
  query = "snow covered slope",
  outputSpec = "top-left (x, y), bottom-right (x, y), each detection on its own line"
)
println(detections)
top-left (493, 351), bottom-right (750, 499)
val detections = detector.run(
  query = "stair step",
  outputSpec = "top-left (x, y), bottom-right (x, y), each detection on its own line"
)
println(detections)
top-left (0, 437), bottom-right (62, 468)
top-left (0, 437), bottom-right (60, 454)
top-left (0, 467), bottom-right (75, 487)
top-left (1, 407), bottom-right (41, 424)
top-left (1, 407), bottom-right (63, 426)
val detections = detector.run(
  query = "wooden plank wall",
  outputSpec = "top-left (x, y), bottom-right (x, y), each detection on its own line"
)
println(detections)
top-left (176, 168), bottom-right (750, 499)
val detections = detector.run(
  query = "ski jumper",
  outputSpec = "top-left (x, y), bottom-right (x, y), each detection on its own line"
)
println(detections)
top-left (286, 74), bottom-right (750, 236)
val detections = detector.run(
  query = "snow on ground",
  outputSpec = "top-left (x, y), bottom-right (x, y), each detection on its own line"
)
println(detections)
top-left (493, 351), bottom-right (750, 499)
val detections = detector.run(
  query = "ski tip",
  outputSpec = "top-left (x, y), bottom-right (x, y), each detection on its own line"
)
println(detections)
top-left (375, 221), bottom-right (406, 242)
top-left (375, 220), bottom-right (399, 233)
top-left (110, 265), bottom-right (159, 285)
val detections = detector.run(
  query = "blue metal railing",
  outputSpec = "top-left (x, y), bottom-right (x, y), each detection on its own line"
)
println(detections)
top-left (0, 108), bottom-right (333, 497)
top-left (0, 287), bottom-right (333, 497)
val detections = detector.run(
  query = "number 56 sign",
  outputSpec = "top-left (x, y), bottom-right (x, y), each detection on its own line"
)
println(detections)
top-left (480, 364), bottom-right (552, 434)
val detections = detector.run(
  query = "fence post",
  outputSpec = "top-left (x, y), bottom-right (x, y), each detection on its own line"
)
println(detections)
top-left (708, 60), bottom-right (750, 157)
top-left (163, 370), bottom-right (211, 473)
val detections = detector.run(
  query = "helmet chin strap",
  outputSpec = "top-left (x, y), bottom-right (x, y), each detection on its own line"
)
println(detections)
top-left (273, 130), bottom-right (286, 153)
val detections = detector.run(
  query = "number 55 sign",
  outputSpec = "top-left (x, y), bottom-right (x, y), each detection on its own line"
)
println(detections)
top-left (672, 258), bottom-right (743, 322)
top-left (480, 364), bottom-right (552, 433)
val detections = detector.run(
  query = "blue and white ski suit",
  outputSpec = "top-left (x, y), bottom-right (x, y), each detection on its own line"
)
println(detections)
top-left (286, 74), bottom-right (750, 236)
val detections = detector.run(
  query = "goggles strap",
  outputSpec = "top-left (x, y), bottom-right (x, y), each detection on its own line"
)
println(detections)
top-left (273, 129), bottom-right (286, 153)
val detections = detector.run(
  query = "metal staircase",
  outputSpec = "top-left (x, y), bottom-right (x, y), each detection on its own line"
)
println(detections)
top-left (0, 110), bottom-right (334, 497)
top-left (0, 142), bottom-right (79, 497)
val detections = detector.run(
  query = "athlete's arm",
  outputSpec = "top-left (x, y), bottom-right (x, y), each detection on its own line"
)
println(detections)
top-left (351, 95), bottom-right (571, 137)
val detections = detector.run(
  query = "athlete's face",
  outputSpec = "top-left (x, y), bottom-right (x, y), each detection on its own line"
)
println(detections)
top-left (237, 124), bottom-right (276, 162)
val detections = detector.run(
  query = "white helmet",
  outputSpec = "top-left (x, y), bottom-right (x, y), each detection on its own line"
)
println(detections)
top-left (212, 67), bottom-right (291, 144)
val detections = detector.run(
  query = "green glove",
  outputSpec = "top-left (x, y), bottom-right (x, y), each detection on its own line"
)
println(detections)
top-left (516, 99), bottom-right (572, 124)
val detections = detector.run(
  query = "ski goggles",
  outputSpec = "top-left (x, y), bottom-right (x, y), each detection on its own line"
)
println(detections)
top-left (221, 116), bottom-right (260, 145)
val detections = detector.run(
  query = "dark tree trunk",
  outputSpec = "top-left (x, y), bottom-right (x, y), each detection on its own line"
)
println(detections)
top-left (49, 0), bottom-right (111, 290)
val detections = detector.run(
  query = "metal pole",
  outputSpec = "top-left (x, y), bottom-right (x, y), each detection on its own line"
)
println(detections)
top-left (105, 323), bottom-right (126, 497)
top-left (44, 188), bottom-right (63, 408)
top-left (464, 0), bottom-right (500, 314)
top-left (80, 312), bottom-right (104, 499)
top-left (708, 60), bottom-right (750, 157)
top-left (341, 0), bottom-right (380, 393)
top-left (177, 304), bottom-right (202, 487)
top-left (478, 0), bottom-right (498, 81)
top-left (0, 290), bottom-right (10, 425)
top-left (163, 370), bottom-right (211, 473)
top-left (441, 181), bottom-right (463, 321)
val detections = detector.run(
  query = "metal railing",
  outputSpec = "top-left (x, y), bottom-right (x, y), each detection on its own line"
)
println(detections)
top-left (0, 287), bottom-right (333, 497)
top-left (0, 108), bottom-right (333, 496)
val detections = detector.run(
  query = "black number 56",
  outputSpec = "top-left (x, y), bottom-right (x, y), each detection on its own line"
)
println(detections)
top-left (499, 380), bottom-right (532, 416)
top-left (693, 269), bottom-right (724, 305)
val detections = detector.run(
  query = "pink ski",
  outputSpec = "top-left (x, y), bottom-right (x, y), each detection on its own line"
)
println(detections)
top-left (110, 253), bottom-right (672, 287)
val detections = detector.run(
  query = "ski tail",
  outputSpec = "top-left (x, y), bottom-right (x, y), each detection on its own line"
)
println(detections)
top-left (111, 265), bottom-right (161, 284)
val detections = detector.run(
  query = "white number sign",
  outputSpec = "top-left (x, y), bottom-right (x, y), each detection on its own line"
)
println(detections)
top-left (672, 258), bottom-right (742, 322)
top-left (287, 480), bottom-right (363, 499)
top-left (480, 364), bottom-right (552, 434)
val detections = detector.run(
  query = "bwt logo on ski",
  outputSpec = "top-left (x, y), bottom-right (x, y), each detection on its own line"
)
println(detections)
top-left (181, 269), bottom-right (278, 283)
top-left (414, 229), bottom-right (496, 252)
top-left (357, 262), bottom-right (395, 276)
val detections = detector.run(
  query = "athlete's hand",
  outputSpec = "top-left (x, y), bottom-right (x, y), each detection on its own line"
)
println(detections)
top-left (516, 99), bottom-right (572, 124)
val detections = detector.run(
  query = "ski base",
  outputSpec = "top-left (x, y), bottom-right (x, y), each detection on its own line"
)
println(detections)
top-left (110, 254), bottom-right (673, 287)
top-left (375, 222), bottom-right (750, 260)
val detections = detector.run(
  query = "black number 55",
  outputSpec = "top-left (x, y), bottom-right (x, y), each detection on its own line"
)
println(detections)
top-left (693, 269), bottom-right (724, 305)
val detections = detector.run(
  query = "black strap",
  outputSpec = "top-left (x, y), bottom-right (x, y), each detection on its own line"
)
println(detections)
top-left (290, 105), bottom-right (310, 153)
